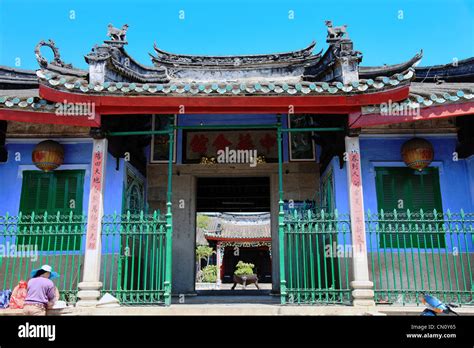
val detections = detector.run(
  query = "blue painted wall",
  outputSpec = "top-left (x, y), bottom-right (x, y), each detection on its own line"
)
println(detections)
top-left (354, 135), bottom-right (471, 213)
top-left (329, 135), bottom-right (474, 252)
top-left (0, 140), bottom-right (125, 216)
top-left (466, 156), bottom-right (474, 209)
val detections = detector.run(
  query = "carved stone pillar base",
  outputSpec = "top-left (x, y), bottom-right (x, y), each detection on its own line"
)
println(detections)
top-left (76, 281), bottom-right (103, 307)
top-left (351, 280), bottom-right (375, 307)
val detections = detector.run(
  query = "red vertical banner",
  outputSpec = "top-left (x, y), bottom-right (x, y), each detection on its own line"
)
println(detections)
top-left (349, 152), bottom-right (365, 251)
top-left (86, 150), bottom-right (104, 250)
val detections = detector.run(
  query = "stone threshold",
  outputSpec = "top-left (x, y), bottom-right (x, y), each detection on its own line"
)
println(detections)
top-left (2, 305), bottom-right (473, 316)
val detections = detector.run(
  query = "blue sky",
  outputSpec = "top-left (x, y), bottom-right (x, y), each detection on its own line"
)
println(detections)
top-left (0, 0), bottom-right (473, 70)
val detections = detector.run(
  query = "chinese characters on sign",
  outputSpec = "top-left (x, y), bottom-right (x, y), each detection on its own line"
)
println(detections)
top-left (86, 150), bottom-right (103, 250)
top-left (184, 130), bottom-right (278, 162)
top-left (349, 152), bottom-right (365, 252)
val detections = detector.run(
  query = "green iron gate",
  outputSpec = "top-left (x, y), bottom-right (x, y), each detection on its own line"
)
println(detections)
top-left (101, 211), bottom-right (171, 305)
top-left (280, 209), bottom-right (352, 304)
top-left (0, 212), bottom-right (86, 303)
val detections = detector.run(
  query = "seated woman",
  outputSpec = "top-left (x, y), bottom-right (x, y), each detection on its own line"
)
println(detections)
top-left (23, 265), bottom-right (60, 316)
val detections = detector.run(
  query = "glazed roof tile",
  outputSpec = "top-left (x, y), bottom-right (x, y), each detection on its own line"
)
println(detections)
top-left (35, 68), bottom-right (415, 96)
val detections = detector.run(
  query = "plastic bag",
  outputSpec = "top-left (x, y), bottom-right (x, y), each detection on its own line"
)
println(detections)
top-left (9, 281), bottom-right (28, 309)
top-left (0, 289), bottom-right (12, 309)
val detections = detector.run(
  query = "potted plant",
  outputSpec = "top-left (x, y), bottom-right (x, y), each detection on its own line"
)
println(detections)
top-left (231, 261), bottom-right (259, 290)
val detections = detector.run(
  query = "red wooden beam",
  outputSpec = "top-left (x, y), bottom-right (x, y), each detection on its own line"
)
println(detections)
top-left (39, 84), bottom-right (410, 114)
top-left (349, 102), bottom-right (474, 129)
top-left (0, 109), bottom-right (101, 127)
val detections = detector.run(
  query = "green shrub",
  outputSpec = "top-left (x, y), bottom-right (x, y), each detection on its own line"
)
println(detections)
top-left (234, 261), bottom-right (255, 276)
top-left (202, 265), bottom-right (218, 282)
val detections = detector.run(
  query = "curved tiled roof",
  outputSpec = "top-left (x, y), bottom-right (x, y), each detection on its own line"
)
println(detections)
top-left (359, 51), bottom-right (423, 80)
top-left (361, 82), bottom-right (474, 115)
top-left (200, 213), bottom-right (271, 240)
top-left (0, 95), bottom-right (57, 112)
top-left (151, 41), bottom-right (320, 68)
top-left (35, 68), bottom-right (415, 96)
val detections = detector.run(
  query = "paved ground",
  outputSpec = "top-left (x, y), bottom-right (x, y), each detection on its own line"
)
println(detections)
top-left (195, 283), bottom-right (272, 290)
top-left (1, 294), bottom-right (473, 316)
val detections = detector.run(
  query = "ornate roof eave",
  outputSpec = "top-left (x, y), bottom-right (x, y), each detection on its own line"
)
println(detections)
top-left (150, 41), bottom-right (320, 68)
top-left (34, 67), bottom-right (415, 96)
top-left (85, 45), bottom-right (169, 83)
top-left (360, 83), bottom-right (474, 116)
top-left (359, 50), bottom-right (423, 80)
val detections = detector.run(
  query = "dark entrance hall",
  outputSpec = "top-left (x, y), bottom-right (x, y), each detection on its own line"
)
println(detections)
top-left (195, 176), bottom-right (272, 294)
top-left (196, 177), bottom-right (270, 213)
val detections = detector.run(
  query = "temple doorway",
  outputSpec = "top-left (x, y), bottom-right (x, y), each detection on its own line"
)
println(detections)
top-left (194, 177), bottom-right (272, 292)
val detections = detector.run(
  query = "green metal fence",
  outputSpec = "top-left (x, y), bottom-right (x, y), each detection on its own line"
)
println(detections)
top-left (282, 209), bottom-right (352, 305)
top-left (367, 209), bottom-right (474, 305)
top-left (0, 212), bottom-right (86, 303)
top-left (101, 211), bottom-right (170, 305)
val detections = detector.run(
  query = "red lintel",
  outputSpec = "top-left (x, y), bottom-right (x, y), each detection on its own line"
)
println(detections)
top-left (349, 102), bottom-right (474, 128)
top-left (0, 109), bottom-right (101, 127)
top-left (39, 84), bottom-right (410, 115)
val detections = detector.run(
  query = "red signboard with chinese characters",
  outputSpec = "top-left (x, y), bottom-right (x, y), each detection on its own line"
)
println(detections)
top-left (184, 130), bottom-right (278, 162)
top-left (86, 150), bottom-right (103, 250)
top-left (349, 152), bottom-right (365, 251)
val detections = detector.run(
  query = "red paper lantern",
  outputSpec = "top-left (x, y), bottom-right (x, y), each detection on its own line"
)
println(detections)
top-left (32, 140), bottom-right (64, 172)
top-left (401, 137), bottom-right (434, 171)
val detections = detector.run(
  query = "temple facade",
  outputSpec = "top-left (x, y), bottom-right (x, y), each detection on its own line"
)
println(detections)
top-left (0, 22), bottom-right (473, 307)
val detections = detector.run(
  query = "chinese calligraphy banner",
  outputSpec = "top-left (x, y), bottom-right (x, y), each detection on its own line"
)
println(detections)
top-left (184, 130), bottom-right (278, 162)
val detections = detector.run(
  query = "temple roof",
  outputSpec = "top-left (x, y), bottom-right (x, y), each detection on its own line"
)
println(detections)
top-left (198, 213), bottom-right (271, 241)
top-left (359, 51), bottom-right (423, 80)
top-left (151, 41), bottom-right (320, 68)
top-left (0, 66), bottom-right (38, 89)
top-left (34, 67), bottom-right (415, 96)
top-left (0, 21), bottom-right (473, 127)
top-left (361, 82), bottom-right (474, 116)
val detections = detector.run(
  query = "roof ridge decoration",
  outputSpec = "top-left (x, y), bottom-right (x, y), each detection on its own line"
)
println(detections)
top-left (31, 21), bottom-right (440, 91)
top-left (106, 23), bottom-right (129, 44)
top-left (303, 21), bottom-right (362, 84)
top-left (35, 40), bottom-right (88, 78)
top-left (324, 20), bottom-right (349, 43)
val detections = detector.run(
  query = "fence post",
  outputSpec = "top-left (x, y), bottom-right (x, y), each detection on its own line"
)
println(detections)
top-left (345, 135), bottom-right (375, 307)
top-left (77, 133), bottom-right (107, 307)
top-left (163, 116), bottom-right (174, 306)
top-left (277, 116), bottom-right (287, 304)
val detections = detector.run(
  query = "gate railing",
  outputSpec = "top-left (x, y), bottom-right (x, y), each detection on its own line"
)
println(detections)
top-left (0, 212), bottom-right (86, 303)
top-left (0, 210), bottom-right (171, 306)
top-left (101, 211), bottom-right (169, 305)
top-left (366, 209), bottom-right (474, 305)
top-left (282, 209), bottom-right (352, 305)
